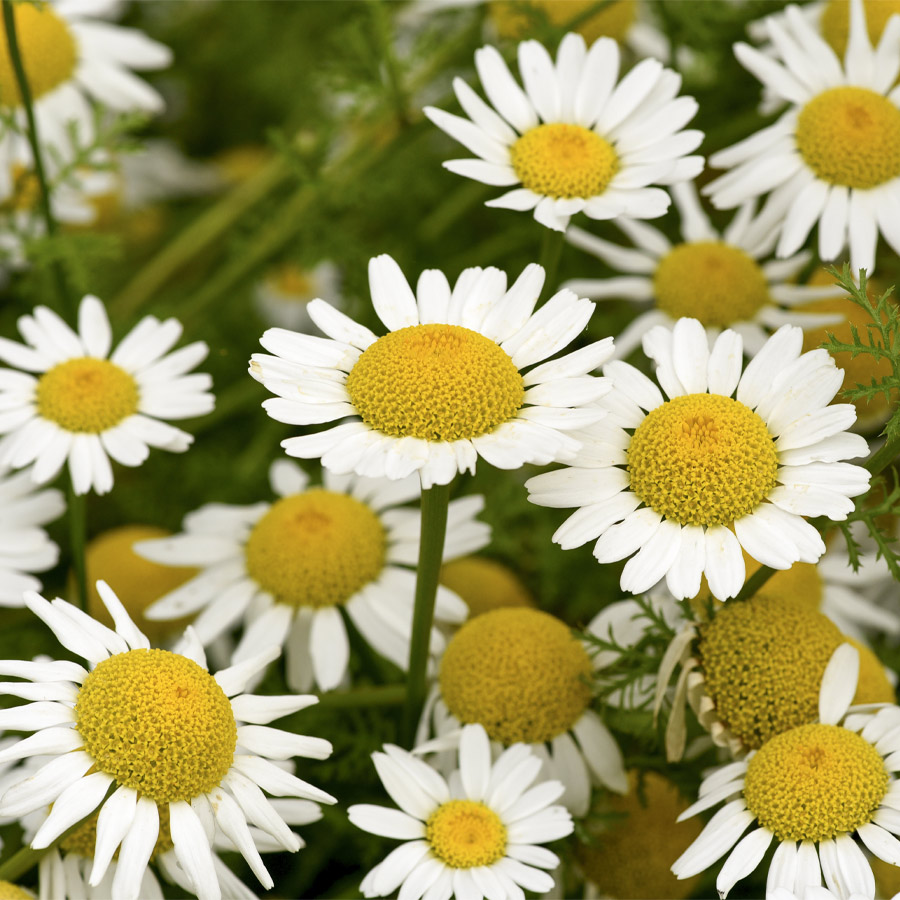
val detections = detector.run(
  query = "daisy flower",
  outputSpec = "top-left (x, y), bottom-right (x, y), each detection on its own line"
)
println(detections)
top-left (349, 723), bottom-right (574, 900)
top-left (253, 260), bottom-right (341, 332)
top-left (0, 0), bottom-right (171, 193)
top-left (0, 464), bottom-right (64, 607)
top-left (439, 556), bottom-right (535, 618)
top-left (0, 293), bottom-right (214, 496)
top-left (249, 254), bottom-right (614, 487)
top-left (417, 607), bottom-right (627, 816)
top-left (526, 318), bottom-right (871, 601)
top-left (564, 181), bottom-right (844, 359)
top-left (671, 643), bottom-right (900, 899)
top-left (423, 31), bottom-right (703, 232)
top-left (0, 582), bottom-right (335, 900)
top-left (704, 0), bottom-right (900, 274)
top-left (136, 459), bottom-right (488, 692)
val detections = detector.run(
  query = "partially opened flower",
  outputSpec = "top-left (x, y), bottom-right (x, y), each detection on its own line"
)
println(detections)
top-left (137, 460), bottom-right (488, 691)
top-left (0, 294), bottom-right (214, 495)
top-left (0, 582), bottom-right (335, 900)
top-left (705, 0), bottom-right (900, 274)
top-left (527, 318), bottom-right (871, 600)
top-left (349, 723), bottom-right (573, 900)
top-left (424, 32), bottom-right (703, 231)
top-left (249, 255), bottom-right (613, 487)
top-left (671, 644), bottom-right (900, 899)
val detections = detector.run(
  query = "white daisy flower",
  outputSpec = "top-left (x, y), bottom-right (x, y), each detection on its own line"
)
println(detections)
top-left (704, 0), bottom-right (900, 274)
top-left (0, 294), bottom-right (214, 496)
top-left (423, 31), bottom-right (704, 232)
top-left (671, 643), bottom-right (900, 899)
top-left (253, 260), bottom-right (341, 332)
top-left (136, 459), bottom-right (488, 692)
top-left (564, 181), bottom-right (844, 359)
top-left (349, 723), bottom-right (574, 900)
top-left (0, 0), bottom-right (171, 193)
top-left (526, 318), bottom-right (871, 601)
top-left (0, 464), bottom-right (64, 606)
top-left (0, 582), bottom-right (336, 900)
top-left (249, 254), bottom-right (615, 488)
top-left (416, 607), bottom-right (627, 817)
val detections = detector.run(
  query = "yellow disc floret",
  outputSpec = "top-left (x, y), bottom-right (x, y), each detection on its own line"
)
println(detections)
top-left (0, 883), bottom-right (34, 900)
top-left (744, 723), bottom-right (888, 842)
top-left (346, 324), bottom-right (524, 442)
top-left (653, 242), bottom-right (771, 327)
top-left (440, 556), bottom-right (534, 618)
top-left (76, 648), bottom-right (237, 803)
top-left (37, 358), bottom-right (139, 433)
top-left (60, 801), bottom-right (173, 860)
top-left (0, 4), bottom-right (77, 107)
top-left (796, 87), bottom-right (900, 189)
top-left (510, 124), bottom-right (619, 199)
top-left (245, 489), bottom-right (386, 608)
top-left (846, 636), bottom-right (896, 704)
top-left (753, 559), bottom-right (824, 612)
top-left (489, 0), bottom-right (636, 44)
top-left (439, 608), bottom-right (592, 744)
top-left (627, 393), bottom-right (778, 527)
top-left (821, 0), bottom-right (900, 59)
top-left (426, 800), bottom-right (507, 869)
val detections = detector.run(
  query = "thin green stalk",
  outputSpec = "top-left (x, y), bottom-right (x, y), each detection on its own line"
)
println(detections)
top-left (402, 481), bottom-right (451, 747)
top-left (0, 844), bottom-right (43, 883)
top-left (68, 486), bottom-right (87, 612)
top-left (733, 563), bottom-right (775, 603)
top-left (866, 436), bottom-right (900, 476)
top-left (371, 0), bottom-right (409, 125)
top-left (317, 684), bottom-right (406, 710)
top-left (538, 227), bottom-right (565, 297)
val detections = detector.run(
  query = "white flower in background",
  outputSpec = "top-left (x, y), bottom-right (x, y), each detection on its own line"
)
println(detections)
top-left (564, 181), bottom-right (844, 358)
top-left (253, 260), bottom-right (342, 331)
top-left (137, 460), bottom-right (488, 692)
top-left (0, 294), bottom-right (214, 496)
top-left (705, 0), bottom-right (900, 274)
top-left (424, 31), bottom-right (703, 231)
top-left (249, 254), bottom-right (614, 487)
top-left (527, 319), bottom-right (871, 601)
top-left (349, 723), bottom-right (573, 900)
top-left (0, 582), bottom-right (335, 900)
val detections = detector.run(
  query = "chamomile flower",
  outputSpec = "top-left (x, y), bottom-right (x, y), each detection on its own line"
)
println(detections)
top-left (0, 294), bottom-right (214, 496)
top-left (423, 32), bottom-right (703, 232)
top-left (564, 181), bottom-right (844, 359)
top-left (0, 0), bottom-right (171, 189)
top-left (526, 318), bottom-right (871, 601)
top-left (439, 556), bottom-right (534, 618)
top-left (417, 607), bottom-right (627, 816)
top-left (670, 643), bottom-right (900, 899)
top-left (0, 582), bottom-right (335, 900)
top-left (136, 460), bottom-right (488, 692)
top-left (249, 255), bottom-right (614, 487)
top-left (704, 0), bottom-right (900, 274)
top-left (253, 260), bottom-right (341, 332)
top-left (349, 723), bottom-right (574, 900)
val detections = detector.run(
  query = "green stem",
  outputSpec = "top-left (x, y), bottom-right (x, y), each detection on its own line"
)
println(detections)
top-left (866, 436), bottom-right (900, 477)
top-left (0, 845), bottom-right (42, 883)
top-left (68, 485), bottom-right (88, 612)
top-left (317, 684), bottom-right (406, 710)
top-left (402, 481), bottom-right (451, 747)
top-left (1, 0), bottom-right (70, 315)
top-left (538, 227), bottom-right (565, 298)
top-left (733, 563), bottom-right (775, 603)
top-left (371, 0), bottom-right (409, 125)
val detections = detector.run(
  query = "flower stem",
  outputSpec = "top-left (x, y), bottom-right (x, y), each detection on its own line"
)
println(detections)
top-left (733, 563), bottom-right (775, 602)
top-left (538, 227), bottom-right (565, 298)
top-left (0, 845), bottom-right (42, 883)
top-left (68, 485), bottom-right (88, 612)
top-left (318, 684), bottom-right (406, 710)
top-left (402, 481), bottom-right (451, 747)
top-left (866, 436), bottom-right (900, 476)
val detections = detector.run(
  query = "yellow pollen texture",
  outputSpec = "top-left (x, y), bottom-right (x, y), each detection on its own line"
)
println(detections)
top-left (426, 800), bottom-right (507, 869)
top-left (75, 648), bottom-right (237, 803)
top-left (60, 801), bottom-right (173, 860)
top-left (489, 0), bottom-right (636, 44)
top-left (846, 636), bottom-right (896, 704)
top-left (346, 324), bottom-right (524, 442)
top-left (796, 87), bottom-right (900, 189)
top-left (744, 723), bottom-right (888, 842)
top-left (653, 242), bottom-right (771, 327)
top-left (821, 0), bottom-right (900, 58)
top-left (752, 558), bottom-right (824, 613)
top-left (439, 556), bottom-right (534, 618)
top-left (0, 883), bottom-right (33, 900)
top-left (698, 595), bottom-right (844, 749)
top-left (510, 123), bottom-right (619, 199)
top-left (439, 608), bottom-right (592, 745)
top-left (0, 4), bottom-right (77, 107)
top-left (245, 489), bottom-right (386, 609)
top-left (627, 393), bottom-right (778, 527)
top-left (37, 358), bottom-right (139, 434)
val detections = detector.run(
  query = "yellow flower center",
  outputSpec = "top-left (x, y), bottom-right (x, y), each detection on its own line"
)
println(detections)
top-left (60, 802), bottom-right (173, 860)
top-left (345, 324), bottom-right (524, 442)
top-left (796, 87), bottom-right (900, 189)
top-left (439, 608), bottom-right (592, 745)
top-left (820, 0), bottom-right (900, 59)
top-left (489, 0), bottom-right (637, 44)
top-left (0, 4), bottom-right (77, 107)
top-left (753, 558), bottom-right (825, 612)
top-left (426, 800), bottom-right (507, 869)
top-left (439, 556), bottom-right (534, 618)
top-left (653, 242), bottom-right (771, 327)
top-left (698, 595), bottom-right (844, 749)
top-left (37, 358), bottom-right (139, 434)
top-left (744, 723), bottom-right (888, 842)
top-left (75, 649), bottom-right (237, 803)
top-left (846, 636), bottom-right (896, 704)
top-left (0, 884), bottom-right (33, 900)
top-left (244, 489), bottom-right (386, 609)
top-left (510, 123), bottom-right (619, 200)
top-left (627, 393), bottom-right (778, 527)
